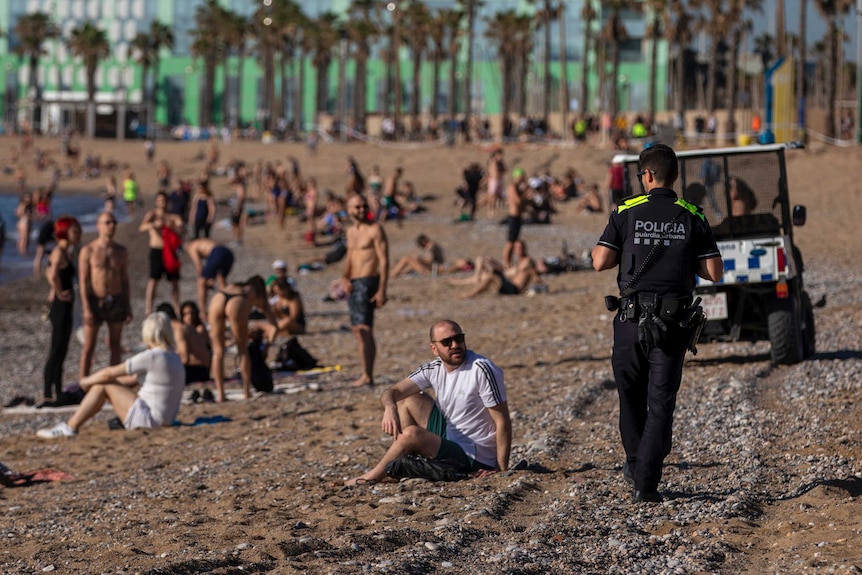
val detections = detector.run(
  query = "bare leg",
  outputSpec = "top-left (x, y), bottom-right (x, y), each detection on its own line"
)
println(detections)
top-left (231, 308), bottom-right (251, 398)
top-left (351, 324), bottom-right (375, 387)
top-left (210, 301), bottom-right (227, 401)
top-left (67, 382), bottom-right (137, 431)
top-left (503, 241), bottom-right (514, 269)
top-left (170, 280), bottom-right (180, 315)
top-left (145, 278), bottom-right (158, 316)
top-left (79, 321), bottom-right (102, 378)
top-left (347, 425), bottom-right (442, 485)
top-left (106, 321), bottom-right (124, 366)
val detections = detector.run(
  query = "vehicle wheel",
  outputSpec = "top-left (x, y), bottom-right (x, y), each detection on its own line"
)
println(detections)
top-left (768, 302), bottom-right (803, 365)
top-left (801, 291), bottom-right (816, 359)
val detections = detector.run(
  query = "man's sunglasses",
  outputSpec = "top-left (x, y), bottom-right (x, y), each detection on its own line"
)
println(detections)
top-left (433, 333), bottom-right (465, 347)
top-left (636, 168), bottom-right (655, 178)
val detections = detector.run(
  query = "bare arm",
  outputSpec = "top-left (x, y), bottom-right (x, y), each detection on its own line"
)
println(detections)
top-left (486, 402), bottom-right (512, 474)
top-left (591, 245), bottom-right (619, 271)
top-left (372, 225), bottom-right (389, 306)
top-left (379, 378), bottom-right (423, 439)
top-left (78, 245), bottom-right (93, 322)
top-left (120, 248), bottom-right (132, 321)
top-left (138, 210), bottom-right (154, 232)
top-left (698, 256), bottom-right (724, 282)
top-left (80, 362), bottom-right (135, 391)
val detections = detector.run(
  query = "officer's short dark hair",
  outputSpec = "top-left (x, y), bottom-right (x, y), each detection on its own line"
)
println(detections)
top-left (639, 143), bottom-right (678, 185)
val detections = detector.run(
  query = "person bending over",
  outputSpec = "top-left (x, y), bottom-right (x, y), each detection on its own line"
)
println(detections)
top-left (347, 320), bottom-right (511, 485)
top-left (37, 312), bottom-right (185, 438)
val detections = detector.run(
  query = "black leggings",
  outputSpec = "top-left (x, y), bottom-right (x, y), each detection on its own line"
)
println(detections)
top-left (194, 220), bottom-right (211, 239)
top-left (44, 299), bottom-right (74, 399)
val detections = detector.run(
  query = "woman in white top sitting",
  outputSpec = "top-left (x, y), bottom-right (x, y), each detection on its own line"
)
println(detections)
top-left (37, 312), bottom-right (186, 438)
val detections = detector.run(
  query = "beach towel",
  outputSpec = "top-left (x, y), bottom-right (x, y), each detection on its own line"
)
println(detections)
top-left (1, 462), bottom-right (75, 487)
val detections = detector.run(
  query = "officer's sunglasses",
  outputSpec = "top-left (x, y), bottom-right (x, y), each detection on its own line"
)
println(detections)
top-left (637, 168), bottom-right (655, 178)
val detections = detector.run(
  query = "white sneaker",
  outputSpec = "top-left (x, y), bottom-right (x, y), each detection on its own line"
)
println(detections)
top-left (36, 422), bottom-right (77, 438)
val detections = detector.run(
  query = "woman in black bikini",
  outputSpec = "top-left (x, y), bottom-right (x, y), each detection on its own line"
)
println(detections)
top-left (42, 216), bottom-right (82, 407)
top-left (208, 275), bottom-right (278, 402)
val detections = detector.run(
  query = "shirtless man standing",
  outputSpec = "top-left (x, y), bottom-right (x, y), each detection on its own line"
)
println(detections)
top-left (342, 194), bottom-right (389, 387)
top-left (139, 191), bottom-right (184, 315)
top-left (185, 237), bottom-right (235, 323)
top-left (503, 168), bottom-right (528, 268)
top-left (79, 211), bottom-right (131, 378)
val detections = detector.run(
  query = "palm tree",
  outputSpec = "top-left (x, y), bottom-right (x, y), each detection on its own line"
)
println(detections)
top-left (306, 12), bottom-right (340, 123)
top-left (427, 10), bottom-right (449, 121)
top-left (527, 0), bottom-right (558, 127)
top-left (347, 0), bottom-right (379, 134)
top-left (131, 32), bottom-right (154, 120)
top-left (149, 20), bottom-right (174, 132)
top-left (580, 1), bottom-right (596, 114)
top-left (403, 0), bottom-right (431, 132)
top-left (457, 0), bottom-right (484, 141)
top-left (813, 0), bottom-right (853, 138)
top-left (725, 1), bottom-right (761, 138)
top-left (558, 0), bottom-right (570, 139)
top-left (644, 0), bottom-right (668, 122)
top-left (796, 0), bottom-right (808, 139)
top-left (13, 12), bottom-right (59, 128)
top-left (191, 0), bottom-right (226, 127)
top-left (664, 0), bottom-right (693, 116)
top-left (485, 10), bottom-right (520, 128)
top-left (691, 0), bottom-right (732, 114)
top-left (67, 22), bottom-right (110, 138)
top-left (442, 9), bottom-right (463, 123)
top-left (222, 11), bottom-right (251, 129)
top-left (600, 0), bottom-right (632, 120)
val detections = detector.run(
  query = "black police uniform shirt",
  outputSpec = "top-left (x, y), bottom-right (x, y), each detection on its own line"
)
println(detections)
top-left (596, 188), bottom-right (721, 296)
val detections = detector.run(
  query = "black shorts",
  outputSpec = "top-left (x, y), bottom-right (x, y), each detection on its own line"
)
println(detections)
top-left (201, 246), bottom-right (234, 280)
top-left (506, 216), bottom-right (523, 243)
top-left (185, 364), bottom-right (211, 384)
top-left (231, 210), bottom-right (242, 225)
top-left (149, 248), bottom-right (180, 281)
top-left (349, 276), bottom-right (379, 327)
top-left (88, 294), bottom-right (127, 324)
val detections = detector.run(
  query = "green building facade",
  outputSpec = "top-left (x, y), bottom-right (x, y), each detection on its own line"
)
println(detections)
top-left (0, 0), bottom-right (667, 137)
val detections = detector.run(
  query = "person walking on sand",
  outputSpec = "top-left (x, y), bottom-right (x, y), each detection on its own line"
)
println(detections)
top-left (592, 143), bottom-right (723, 503)
top-left (185, 237), bottom-right (235, 323)
top-left (41, 216), bottom-right (82, 407)
top-left (79, 212), bottom-right (132, 379)
top-left (37, 312), bottom-right (184, 438)
top-left (139, 191), bottom-right (184, 316)
top-left (485, 147), bottom-right (506, 218)
top-left (346, 320), bottom-right (511, 485)
top-left (342, 194), bottom-right (389, 387)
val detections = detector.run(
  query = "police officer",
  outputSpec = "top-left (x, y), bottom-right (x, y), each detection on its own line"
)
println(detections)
top-left (592, 144), bottom-right (723, 503)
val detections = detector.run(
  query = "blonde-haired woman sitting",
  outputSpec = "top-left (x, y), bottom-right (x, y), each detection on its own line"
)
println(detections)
top-left (37, 312), bottom-right (185, 438)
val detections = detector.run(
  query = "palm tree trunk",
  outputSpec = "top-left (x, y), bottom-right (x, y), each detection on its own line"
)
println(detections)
top-left (294, 53), bottom-right (304, 132)
top-left (826, 17), bottom-right (838, 138)
top-left (517, 51), bottom-right (528, 118)
top-left (410, 51), bottom-right (421, 125)
top-left (448, 47), bottom-right (458, 120)
top-left (558, 2), bottom-right (569, 140)
top-left (431, 58), bottom-right (441, 121)
top-left (222, 59), bottom-right (230, 127)
top-left (281, 51), bottom-right (290, 129)
top-left (463, 3), bottom-right (475, 142)
top-left (353, 49), bottom-right (368, 132)
top-left (706, 39), bottom-right (717, 113)
top-left (797, 0), bottom-right (807, 138)
top-left (610, 44), bottom-right (620, 120)
top-left (542, 0), bottom-right (551, 126)
top-left (236, 47), bottom-right (245, 129)
top-left (648, 14), bottom-right (659, 121)
top-left (151, 57), bottom-right (160, 134)
top-left (726, 27), bottom-right (741, 139)
top-left (581, 15), bottom-right (592, 113)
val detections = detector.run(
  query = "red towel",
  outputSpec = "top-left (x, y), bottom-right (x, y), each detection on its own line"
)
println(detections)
top-left (161, 226), bottom-right (182, 275)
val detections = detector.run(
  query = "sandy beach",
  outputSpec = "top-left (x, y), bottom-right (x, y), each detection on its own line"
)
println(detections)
top-left (0, 134), bottom-right (861, 574)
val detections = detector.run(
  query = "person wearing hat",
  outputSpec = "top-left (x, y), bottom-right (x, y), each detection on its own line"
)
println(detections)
top-left (503, 168), bottom-right (528, 268)
top-left (266, 259), bottom-right (290, 298)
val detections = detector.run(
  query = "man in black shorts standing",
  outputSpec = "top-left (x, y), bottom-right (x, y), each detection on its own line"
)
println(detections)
top-left (139, 191), bottom-right (184, 315)
top-left (342, 194), bottom-right (389, 387)
top-left (503, 168), bottom-right (528, 268)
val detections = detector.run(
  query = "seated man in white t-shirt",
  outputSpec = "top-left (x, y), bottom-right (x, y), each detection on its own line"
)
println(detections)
top-left (346, 319), bottom-right (512, 485)
top-left (37, 312), bottom-right (186, 438)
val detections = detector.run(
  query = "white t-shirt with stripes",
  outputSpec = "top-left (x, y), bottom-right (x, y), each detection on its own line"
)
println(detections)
top-left (408, 350), bottom-right (506, 468)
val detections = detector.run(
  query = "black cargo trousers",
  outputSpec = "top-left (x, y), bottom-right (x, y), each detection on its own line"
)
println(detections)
top-left (611, 312), bottom-right (689, 493)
